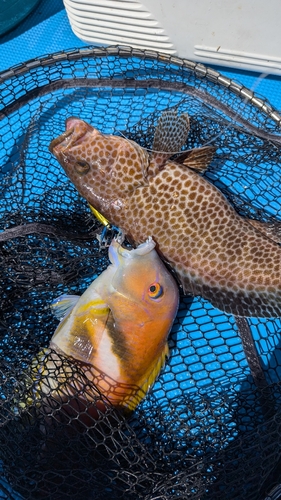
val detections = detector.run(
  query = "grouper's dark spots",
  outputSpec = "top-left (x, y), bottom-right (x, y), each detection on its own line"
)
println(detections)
top-left (100, 158), bottom-right (108, 167)
top-left (50, 115), bottom-right (281, 319)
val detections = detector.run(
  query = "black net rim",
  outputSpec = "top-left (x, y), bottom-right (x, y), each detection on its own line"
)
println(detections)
top-left (0, 44), bottom-right (281, 128)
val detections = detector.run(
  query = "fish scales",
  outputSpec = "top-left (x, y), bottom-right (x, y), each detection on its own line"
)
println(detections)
top-left (111, 164), bottom-right (281, 318)
top-left (49, 111), bottom-right (281, 318)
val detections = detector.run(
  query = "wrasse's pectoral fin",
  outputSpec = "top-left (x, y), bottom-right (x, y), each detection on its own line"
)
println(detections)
top-left (51, 295), bottom-right (80, 321)
top-left (51, 292), bottom-right (111, 363)
top-left (150, 109), bottom-right (190, 168)
top-left (246, 218), bottom-right (281, 245)
top-left (176, 146), bottom-right (216, 173)
top-left (124, 342), bottom-right (169, 412)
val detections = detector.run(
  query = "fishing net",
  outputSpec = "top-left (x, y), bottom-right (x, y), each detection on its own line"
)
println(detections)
top-left (1, 45), bottom-right (281, 500)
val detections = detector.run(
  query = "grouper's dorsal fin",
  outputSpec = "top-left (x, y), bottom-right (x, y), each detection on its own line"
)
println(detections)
top-left (153, 109), bottom-right (190, 152)
top-left (150, 110), bottom-right (190, 169)
top-left (176, 146), bottom-right (216, 173)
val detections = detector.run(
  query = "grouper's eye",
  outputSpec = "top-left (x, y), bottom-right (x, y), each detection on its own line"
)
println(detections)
top-left (75, 160), bottom-right (90, 175)
top-left (148, 282), bottom-right (163, 299)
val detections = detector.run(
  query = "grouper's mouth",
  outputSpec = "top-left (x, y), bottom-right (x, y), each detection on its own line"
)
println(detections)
top-left (49, 127), bottom-right (74, 154)
top-left (49, 117), bottom-right (91, 155)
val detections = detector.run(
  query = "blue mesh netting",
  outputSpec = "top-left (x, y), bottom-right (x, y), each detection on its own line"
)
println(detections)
top-left (1, 46), bottom-right (281, 500)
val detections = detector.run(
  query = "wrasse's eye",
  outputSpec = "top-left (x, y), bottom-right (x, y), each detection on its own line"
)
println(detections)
top-left (75, 160), bottom-right (90, 175)
top-left (148, 282), bottom-right (163, 299)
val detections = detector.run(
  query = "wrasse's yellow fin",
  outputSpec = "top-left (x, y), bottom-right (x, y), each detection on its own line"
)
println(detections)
top-left (77, 299), bottom-right (110, 316)
top-left (51, 294), bottom-right (109, 324)
top-left (89, 204), bottom-right (110, 227)
top-left (124, 342), bottom-right (169, 412)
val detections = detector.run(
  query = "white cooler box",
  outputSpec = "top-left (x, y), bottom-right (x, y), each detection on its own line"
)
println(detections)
top-left (63, 0), bottom-right (281, 75)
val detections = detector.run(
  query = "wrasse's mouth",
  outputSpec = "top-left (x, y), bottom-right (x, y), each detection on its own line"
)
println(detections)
top-left (49, 127), bottom-right (74, 154)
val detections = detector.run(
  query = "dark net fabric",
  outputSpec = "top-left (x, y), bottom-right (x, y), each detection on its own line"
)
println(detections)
top-left (1, 46), bottom-right (281, 500)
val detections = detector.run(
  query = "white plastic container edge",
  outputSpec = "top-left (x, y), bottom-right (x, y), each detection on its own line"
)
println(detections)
top-left (63, 0), bottom-right (281, 75)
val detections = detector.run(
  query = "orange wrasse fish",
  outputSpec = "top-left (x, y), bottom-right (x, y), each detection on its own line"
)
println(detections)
top-left (30, 234), bottom-right (179, 413)
top-left (49, 111), bottom-right (281, 318)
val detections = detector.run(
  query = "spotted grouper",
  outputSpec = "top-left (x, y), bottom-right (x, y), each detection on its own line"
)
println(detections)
top-left (49, 110), bottom-right (281, 318)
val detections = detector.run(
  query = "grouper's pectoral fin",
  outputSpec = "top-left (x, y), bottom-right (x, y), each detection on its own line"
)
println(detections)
top-left (149, 109), bottom-right (190, 171)
top-left (176, 146), bottom-right (216, 173)
top-left (123, 342), bottom-right (169, 412)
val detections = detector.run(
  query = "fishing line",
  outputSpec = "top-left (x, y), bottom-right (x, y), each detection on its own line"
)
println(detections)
top-left (201, 72), bottom-right (271, 148)
top-left (0, 222), bottom-right (100, 242)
